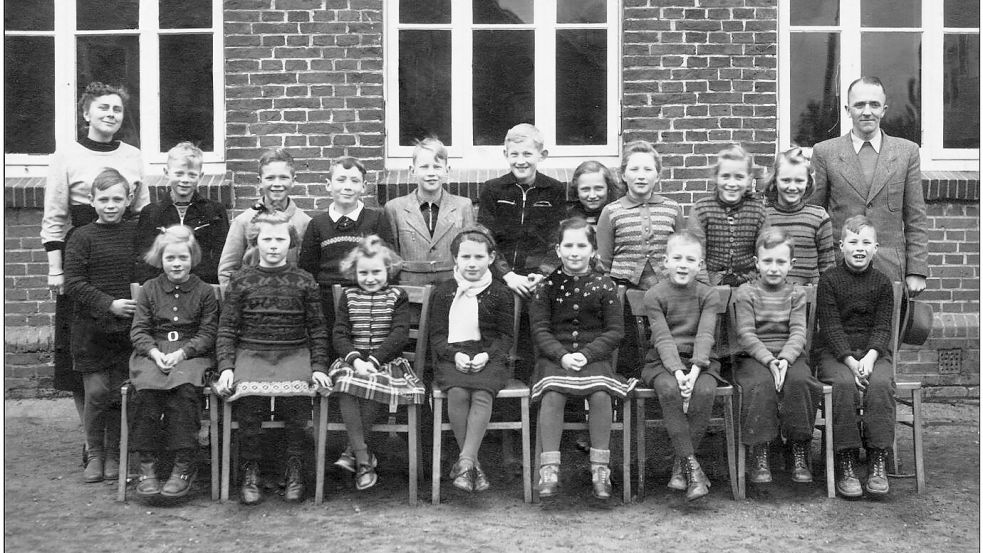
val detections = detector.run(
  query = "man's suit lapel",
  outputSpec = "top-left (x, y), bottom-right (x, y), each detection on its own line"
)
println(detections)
top-left (430, 195), bottom-right (459, 246)
top-left (866, 132), bottom-right (898, 203)
top-left (835, 134), bottom-right (868, 200)
top-left (400, 198), bottom-right (431, 240)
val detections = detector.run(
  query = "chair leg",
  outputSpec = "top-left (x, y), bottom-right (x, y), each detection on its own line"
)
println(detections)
top-left (621, 398), bottom-right (632, 504)
top-left (520, 396), bottom-right (532, 504)
top-left (734, 390), bottom-right (745, 500)
top-left (431, 394), bottom-right (443, 506)
top-left (209, 390), bottom-right (220, 501)
top-left (315, 395), bottom-right (329, 506)
top-left (824, 389), bottom-right (835, 499)
top-left (635, 397), bottom-right (646, 501)
top-left (408, 404), bottom-right (418, 506)
top-left (723, 394), bottom-right (740, 500)
top-left (532, 409), bottom-right (541, 504)
top-left (912, 388), bottom-right (925, 493)
top-left (221, 399), bottom-right (232, 502)
top-left (117, 386), bottom-right (129, 502)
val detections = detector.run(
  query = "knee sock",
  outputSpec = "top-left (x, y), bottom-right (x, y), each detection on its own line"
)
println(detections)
top-left (460, 391), bottom-right (493, 461)
top-left (538, 392), bottom-right (567, 452)
top-left (587, 392), bottom-right (613, 451)
top-left (446, 388), bottom-right (471, 453)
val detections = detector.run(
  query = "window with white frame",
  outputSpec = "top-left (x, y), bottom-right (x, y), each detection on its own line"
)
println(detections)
top-left (4, 0), bottom-right (224, 172)
top-left (779, 0), bottom-right (980, 170)
top-left (385, 0), bottom-right (620, 168)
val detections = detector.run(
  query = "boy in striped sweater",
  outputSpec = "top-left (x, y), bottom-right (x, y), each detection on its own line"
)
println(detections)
top-left (733, 227), bottom-right (819, 487)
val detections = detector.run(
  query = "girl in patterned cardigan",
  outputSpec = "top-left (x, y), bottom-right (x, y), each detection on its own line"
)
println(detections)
top-left (687, 144), bottom-right (769, 287)
top-left (328, 236), bottom-right (425, 491)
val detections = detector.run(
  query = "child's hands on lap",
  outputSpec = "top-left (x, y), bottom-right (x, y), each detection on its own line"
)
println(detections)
top-left (471, 352), bottom-right (490, 371)
top-left (312, 371), bottom-right (332, 389)
top-left (161, 349), bottom-right (186, 370)
top-left (454, 352), bottom-right (473, 372)
top-left (214, 369), bottom-right (235, 397)
top-left (352, 358), bottom-right (376, 376)
top-left (150, 349), bottom-right (171, 372)
top-left (769, 359), bottom-right (788, 392)
top-left (110, 298), bottom-right (137, 318)
top-left (561, 352), bottom-right (587, 372)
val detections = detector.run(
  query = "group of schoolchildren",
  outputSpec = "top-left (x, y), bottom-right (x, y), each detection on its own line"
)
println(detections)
top-left (54, 114), bottom-right (898, 507)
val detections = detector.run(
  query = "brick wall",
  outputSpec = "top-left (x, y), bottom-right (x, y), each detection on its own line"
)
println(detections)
top-left (224, 0), bottom-right (385, 212)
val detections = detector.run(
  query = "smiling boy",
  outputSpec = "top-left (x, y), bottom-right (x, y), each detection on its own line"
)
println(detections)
top-left (815, 214), bottom-right (895, 499)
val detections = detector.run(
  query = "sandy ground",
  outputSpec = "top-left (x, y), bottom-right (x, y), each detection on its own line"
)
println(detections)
top-left (3, 398), bottom-right (979, 553)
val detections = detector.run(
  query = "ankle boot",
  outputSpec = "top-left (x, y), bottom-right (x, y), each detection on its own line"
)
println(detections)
top-left (135, 452), bottom-right (160, 497)
top-left (865, 448), bottom-right (890, 495)
top-left (283, 456), bottom-right (305, 502)
top-left (472, 461), bottom-right (490, 492)
top-left (835, 449), bottom-right (862, 498)
top-left (240, 460), bottom-right (263, 505)
top-left (683, 455), bottom-right (710, 501)
top-left (589, 448), bottom-right (612, 500)
top-left (790, 441), bottom-right (813, 483)
top-left (537, 451), bottom-right (561, 497)
top-left (749, 443), bottom-right (772, 484)
top-left (83, 448), bottom-right (105, 483)
top-left (103, 451), bottom-right (120, 481)
top-left (161, 450), bottom-right (197, 498)
top-left (667, 457), bottom-right (687, 491)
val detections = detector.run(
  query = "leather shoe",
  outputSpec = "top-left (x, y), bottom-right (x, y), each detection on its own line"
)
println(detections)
top-left (283, 456), bottom-right (305, 502)
top-left (240, 461), bottom-right (263, 505)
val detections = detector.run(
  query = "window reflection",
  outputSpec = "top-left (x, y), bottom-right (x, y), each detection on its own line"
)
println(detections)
top-left (160, 34), bottom-right (213, 151)
top-left (790, 33), bottom-right (840, 146)
top-left (472, 29), bottom-right (534, 145)
top-left (4, 36), bottom-right (55, 153)
top-left (861, 0), bottom-right (920, 28)
top-left (76, 0), bottom-right (139, 31)
top-left (944, 0), bottom-right (980, 28)
top-left (159, 0), bottom-right (212, 29)
top-left (790, 0), bottom-right (838, 26)
top-left (399, 30), bottom-right (452, 146)
top-left (399, 0), bottom-right (450, 24)
top-left (556, 29), bottom-right (606, 145)
top-left (4, 0), bottom-right (54, 31)
top-left (557, 0), bottom-right (606, 24)
top-left (77, 35), bottom-right (141, 146)
top-left (861, 32), bottom-right (921, 144)
top-left (473, 0), bottom-right (534, 24)
top-left (943, 34), bottom-right (980, 148)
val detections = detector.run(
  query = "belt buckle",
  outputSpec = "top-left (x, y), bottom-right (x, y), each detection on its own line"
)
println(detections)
top-left (167, 331), bottom-right (180, 342)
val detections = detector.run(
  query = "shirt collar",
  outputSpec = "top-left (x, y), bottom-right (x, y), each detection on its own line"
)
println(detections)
top-left (619, 193), bottom-right (666, 209)
top-left (329, 201), bottom-right (364, 222)
top-left (160, 273), bottom-right (201, 293)
top-left (415, 189), bottom-right (443, 206)
top-left (851, 129), bottom-right (882, 154)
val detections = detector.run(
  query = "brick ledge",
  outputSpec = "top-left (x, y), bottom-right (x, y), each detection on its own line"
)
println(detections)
top-left (5, 174), bottom-right (234, 209)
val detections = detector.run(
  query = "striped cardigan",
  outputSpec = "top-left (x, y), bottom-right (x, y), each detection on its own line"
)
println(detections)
top-left (765, 201), bottom-right (835, 285)
top-left (596, 194), bottom-right (686, 286)
top-left (688, 195), bottom-right (768, 284)
top-left (332, 286), bottom-right (410, 368)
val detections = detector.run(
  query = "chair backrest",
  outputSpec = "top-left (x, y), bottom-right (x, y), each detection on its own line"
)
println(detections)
top-left (332, 283), bottom-right (433, 375)
top-left (625, 284), bottom-right (731, 363)
top-left (890, 281), bottom-right (904, 377)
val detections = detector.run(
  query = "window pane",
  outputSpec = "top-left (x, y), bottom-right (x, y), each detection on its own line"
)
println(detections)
top-left (77, 0), bottom-right (138, 31)
top-left (77, 35), bottom-right (141, 146)
top-left (160, 34), bottom-right (213, 152)
top-left (556, 29), bottom-right (606, 145)
top-left (4, 0), bottom-right (53, 31)
top-left (861, 0), bottom-right (920, 28)
top-left (557, 0), bottom-right (606, 24)
top-left (160, 0), bottom-right (212, 29)
top-left (861, 33), bottom-right (920, 144)
top-left (945, 0), bottom-right (980, 28)
top-left (473, 30), bottom-right (534, 145)
top-left (398, 30), bottom-right (452, 146)
top-left (399, 0), bottom-right (450, 24)
top-left (789, 0), bottom-right (838, 26)
top-left (4, 37), bottom-right (55, 154)
top-left (473, 0), bottom-right (534, 24)
top-left (943, 34), bottom-right (980, 148)
top-left (790, 33), bottom-right (841, 146)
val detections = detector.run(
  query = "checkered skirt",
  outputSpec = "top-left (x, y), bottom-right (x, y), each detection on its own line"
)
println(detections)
top-left (327, 357), bottom-right (425, 407)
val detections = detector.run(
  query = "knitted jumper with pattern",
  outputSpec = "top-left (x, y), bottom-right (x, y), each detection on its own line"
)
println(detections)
top-left (816, 262), bottom-right (894, 361)
top-left (733, 280), bottom-right (807, 365)
top-left (332, 286), bottom-right (410, 368)
top-left (216, 263), bottom-right (329, 373)
top-left (596, 194), bottom-right (686, 286)
top-left (688, 195), bottom-right (768, 278)
top-left (765, 201), bottom-right (835, 285)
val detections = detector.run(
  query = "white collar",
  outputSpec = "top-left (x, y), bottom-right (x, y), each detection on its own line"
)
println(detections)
top-left (851, 129), bottom-right (882, 154)
top-left (328, 201), bottom-right (364, 222)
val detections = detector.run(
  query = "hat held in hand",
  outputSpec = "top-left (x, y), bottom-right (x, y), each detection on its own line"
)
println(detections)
top-left (900, 296), bottom-right (933, 346)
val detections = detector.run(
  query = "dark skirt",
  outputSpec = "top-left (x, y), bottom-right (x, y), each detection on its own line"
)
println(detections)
top-left (129, 339), bottom-right (214, 391)
top-left (433, 341), bottom-right (510, 396)
top-left (52, 209), bottom-right (97, 392)
top-left (530, 357), bottom-right (637, 402)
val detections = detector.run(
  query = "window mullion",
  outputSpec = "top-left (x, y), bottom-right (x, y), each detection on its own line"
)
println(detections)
top-left (839, 0), bottom-right (862, 137)
top-left (211, 0), bottom-right (225, 161)
top-left (140, 0), bottom-right (161, 161)
top-left (452, 1), bottom-right (472, 153)
top-left (608, 0), bottom-right (620, 152)
top-left (54, 2), bottom-right (77, 153)
top-left (535, 0), bottom-right (557, 147)
top-left (921, 3), bottom-right (943, 157)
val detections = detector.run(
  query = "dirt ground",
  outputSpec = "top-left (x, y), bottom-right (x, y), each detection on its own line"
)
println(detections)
top-left (3, 398), bottom-right (979, 553)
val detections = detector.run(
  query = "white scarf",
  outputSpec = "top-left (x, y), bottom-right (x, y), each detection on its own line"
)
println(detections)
top-left (447, 267), bottom-right (492, 343)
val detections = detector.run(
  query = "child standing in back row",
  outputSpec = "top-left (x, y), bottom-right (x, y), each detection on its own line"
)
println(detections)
top-left (762, 147), bottom-right (835, 285)
top-left (566, 160), bottom-right (621, 227)
top-left (688, 144), bottom-right (769, 287)
top-left (64, 168), bottom-right (140, 484)
top-left (429, 226), bottom-right (514, 492)
top-left (641, 231), bottom-right (724, 501)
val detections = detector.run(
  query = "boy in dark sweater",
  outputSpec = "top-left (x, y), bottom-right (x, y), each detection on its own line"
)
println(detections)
top-left (815, 214), bottom-right (895, 499)
top-left (134, 142), bottom-right (229, 284)
top-left (64, 168), bottom-right (139, 484)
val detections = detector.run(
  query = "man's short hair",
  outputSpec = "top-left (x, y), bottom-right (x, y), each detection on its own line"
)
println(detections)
top-left (847, 76), bottom-right (887, 101)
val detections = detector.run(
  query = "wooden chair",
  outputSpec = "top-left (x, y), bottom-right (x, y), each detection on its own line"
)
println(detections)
top-left (730, 285), bottom-right (836, 498)
top-left (430, 293), bottom-right (532, 504)
top-left (313, 284), bottom-right (432, 506)
top-left (531, 286), bottom-right (632, 504)
top-left (118, 283), bottom-right (222, 502)
top-left (628, 285), bottom-right (740, 501)
top-left (889, 281), bottom-right (926, 492)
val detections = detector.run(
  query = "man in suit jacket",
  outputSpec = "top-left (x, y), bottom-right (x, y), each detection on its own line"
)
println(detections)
top-left (385, 138), bottom-right (476, 285)
top-left (810, 76), bottom-right (928, 295)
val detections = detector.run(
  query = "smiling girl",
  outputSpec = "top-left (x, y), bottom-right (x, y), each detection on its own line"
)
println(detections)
top-left (567, 161), bottom-right (621, 226)
top-left (763, 147), bottom-right (835, 285)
